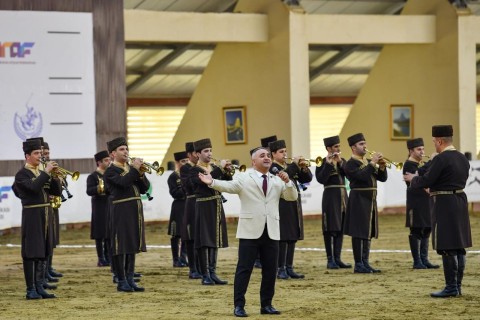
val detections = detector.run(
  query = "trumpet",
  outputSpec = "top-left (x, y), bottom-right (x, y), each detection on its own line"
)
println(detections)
top-left (128, 156), bottom-right (164, 175)
top-left (41, 160), bottom-right (80, 181)
top-left (50, 195), bottom-right (62, 209)
top-left (365, 149), bottom-right (403, 170)
top-left (284, 156), bottom-right (324, 167)
top-left (230, 164), bottom-right (247, 175)
top-left (211, 158), bottom-right (243, 175)
top-left (98, 177), bottom-right (105, 194)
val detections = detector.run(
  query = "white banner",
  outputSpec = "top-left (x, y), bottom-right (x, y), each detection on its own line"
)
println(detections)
top-left (0, 11), bottom-right (96, 160)
top-left (2, 162), bottom-right (480, 230)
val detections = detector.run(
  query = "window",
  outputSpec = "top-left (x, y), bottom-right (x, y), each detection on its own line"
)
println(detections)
top-left (127, 106), bottom-right (186, 164)
top-left (310, 105), bottom-right (352, 157)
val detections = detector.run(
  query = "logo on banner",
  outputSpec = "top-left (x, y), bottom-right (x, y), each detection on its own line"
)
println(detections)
top-left (0, 186), bottom-right (12, 203)
top-left (0, 42), bottom-right (35, 58)
top-left (13, 101), bottom-right (43, 140)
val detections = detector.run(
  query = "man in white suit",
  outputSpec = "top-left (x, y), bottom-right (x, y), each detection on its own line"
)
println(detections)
top-left (198, 146), bottom-right (298, 317)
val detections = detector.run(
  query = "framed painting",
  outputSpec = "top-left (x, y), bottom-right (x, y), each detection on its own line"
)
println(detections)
top-left (390, 104), bottom-right (413, 140)
top-left (223, 106), bottom-right (247, 144)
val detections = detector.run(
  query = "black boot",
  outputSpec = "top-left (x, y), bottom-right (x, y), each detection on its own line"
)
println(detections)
top-left (179, 240), bottom-right (189, 266)
top-left (115, 255), bottom-right (133, 292)
top-left (198, 247), bottom-right (214, 285)
top-left (35, 260), bottom-right (55, 298)
top-left (431, 255), bottom-right (459, 298)
top-left (23, 260), bottom-right (41, 300)
top-left (48, 254), bottom-right (63, 278)
top-left (277, 241), bottom-right (289, 279)
top-left (333, 234), bottom-right (351, 268)
top-left (186, 241), bottom-right (202, 279)
top-left (352, 238), bottom-right (371, 273)
top-left (96, 239), bottom-right (109, 267)
top-left (171, 237), bottom-right (186, 267)
top-left (409, 235), bottom-right (427, 269)
top-left (126, 254), bottom-right (144, 292)
top-left (457, 254), bottom-right (466, 296)
top-left (362, 239), bottom-right (380, 273)
top-left (420, 238), bottom-right (440, 269)
top-left (277, 266), bottom-right (290, 279)
top-left (324, 233), bottom-right (339, 269)
top-left (286, 242), bottom-right (304, 279)
top-left (209, 248), bottom-right (228, 285)
top-left (104, 239), bottom-right (111, 265)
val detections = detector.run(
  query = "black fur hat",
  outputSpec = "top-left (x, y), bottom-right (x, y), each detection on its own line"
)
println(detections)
top-left (323, 135), bottom-right (340, 148)
top-left (432, 125), bottom-right (453, 137)
top-left (107, 137), bottom-right (127, 153)
top-left (94, 150), bottom-right (110, 162)
top-left (406, 138), bottom-right (424, 149)
top-left (193, 138), bottom-right (212, 152)
top-left (347, 133), bottom-right (365, 146)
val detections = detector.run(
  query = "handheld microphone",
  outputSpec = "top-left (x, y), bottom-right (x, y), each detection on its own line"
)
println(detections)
top-left (271, 167), bottom-right (279, 175)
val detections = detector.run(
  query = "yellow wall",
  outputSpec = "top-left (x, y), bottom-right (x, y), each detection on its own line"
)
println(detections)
top-left (339, 0), bottom-right (462, 160)
top-left (164, 0), bottom-right (296, 166)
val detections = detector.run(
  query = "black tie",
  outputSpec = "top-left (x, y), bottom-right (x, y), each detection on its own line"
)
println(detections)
top-left (262, 174), bottom-right (267, 196)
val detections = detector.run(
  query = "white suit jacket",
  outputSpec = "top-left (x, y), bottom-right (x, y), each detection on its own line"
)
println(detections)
top-left (211, 170), bottom-right (298, 240)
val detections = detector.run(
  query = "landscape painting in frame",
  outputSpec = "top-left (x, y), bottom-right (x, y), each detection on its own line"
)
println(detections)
top-left (390, 105), bottom-right (413, 140)
top-left (223, 106), bottom-right (247, 144)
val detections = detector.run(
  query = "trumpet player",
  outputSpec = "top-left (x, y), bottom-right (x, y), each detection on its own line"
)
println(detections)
top-left (26, 138), bottom-right (62, 287)
top-left (269, 139), bottom-right (312, 280)
top-left (403, 138), bottom-right (439, 270)
top-left (180, 142), bottom-right (202, 279)
top-left (167, 151), bottom-right (189, 267)
top-left (189, 138), bottom-right (231, 285)
top-left (344, 133), bottom-right (387, 273)
top-left (104, 137), bottom-right (150, 292)
top-left (86, 150), bottom-right (112, 267)
top-left (41, 141), bottom-right (64, 282)
top-left (13, 139), bottom-right (61, 299)
top-left (315, 135), bottom-right (351, 269)
top-left (404, 125), bottom-right (471, 298)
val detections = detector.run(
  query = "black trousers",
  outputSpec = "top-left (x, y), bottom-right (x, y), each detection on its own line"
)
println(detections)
top-left (234, 226), bottom-right (279, 308)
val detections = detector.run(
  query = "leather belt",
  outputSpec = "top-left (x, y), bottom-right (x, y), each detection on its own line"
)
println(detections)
top-left (112, 196), bottom-right (141, 204)
top-left (430, 189), bottom-right (464, 196)
top-left (324, 185), bottom-right (346, 189)
top-left (196, 195), bottom-right (221, 202)
top-left (23, 203), bottom-right (50, 209)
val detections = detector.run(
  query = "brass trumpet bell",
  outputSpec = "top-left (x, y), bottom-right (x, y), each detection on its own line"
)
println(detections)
top-left (285, 156), bottom-right (323, 167)
top-left (129, 157), bottom-right (164, 175)
top-left (230, 164), bottom-right (247, 175)
top-left (42, 160), bottom-right (80, 180)
top-left (56, 167), bottom-right (80, 181)
top-left (365, 149), bottom-right (403, 170)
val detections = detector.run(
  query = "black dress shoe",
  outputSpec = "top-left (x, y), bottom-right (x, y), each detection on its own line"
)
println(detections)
top-left (260, 305), bottom-right (281, 315)
top-left (188, 271), bottom-right (202, 279)
top-left (234, 306), bottom-right (248, 317)
top-left (49, 269), bottom-right (63, 278)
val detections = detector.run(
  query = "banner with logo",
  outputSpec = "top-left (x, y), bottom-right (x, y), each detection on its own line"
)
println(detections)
top-left (0, 11), bottom-right (96, 160)
top-left (2, 163), bottom-right (480, 230)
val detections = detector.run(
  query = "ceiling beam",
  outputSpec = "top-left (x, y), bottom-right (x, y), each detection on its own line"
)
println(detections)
top-left (124, 10), bottom-right (268, 43)
top-left (310, 46), bottom-right (359, 81)
top-left (127, 44), bottom-right (194, 93)
top-left (127, 67), bottom-right (204, 76)
top-left (125, 43), bottom-right (215, 51)
top-left (306, 15), bottom-right (436, 44)
top-left (309, 45), bottom-right (381, 52)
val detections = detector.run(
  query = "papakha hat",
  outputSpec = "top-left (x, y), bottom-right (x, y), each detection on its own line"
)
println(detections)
top-left (347, 133), bottom-right (365, 146)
